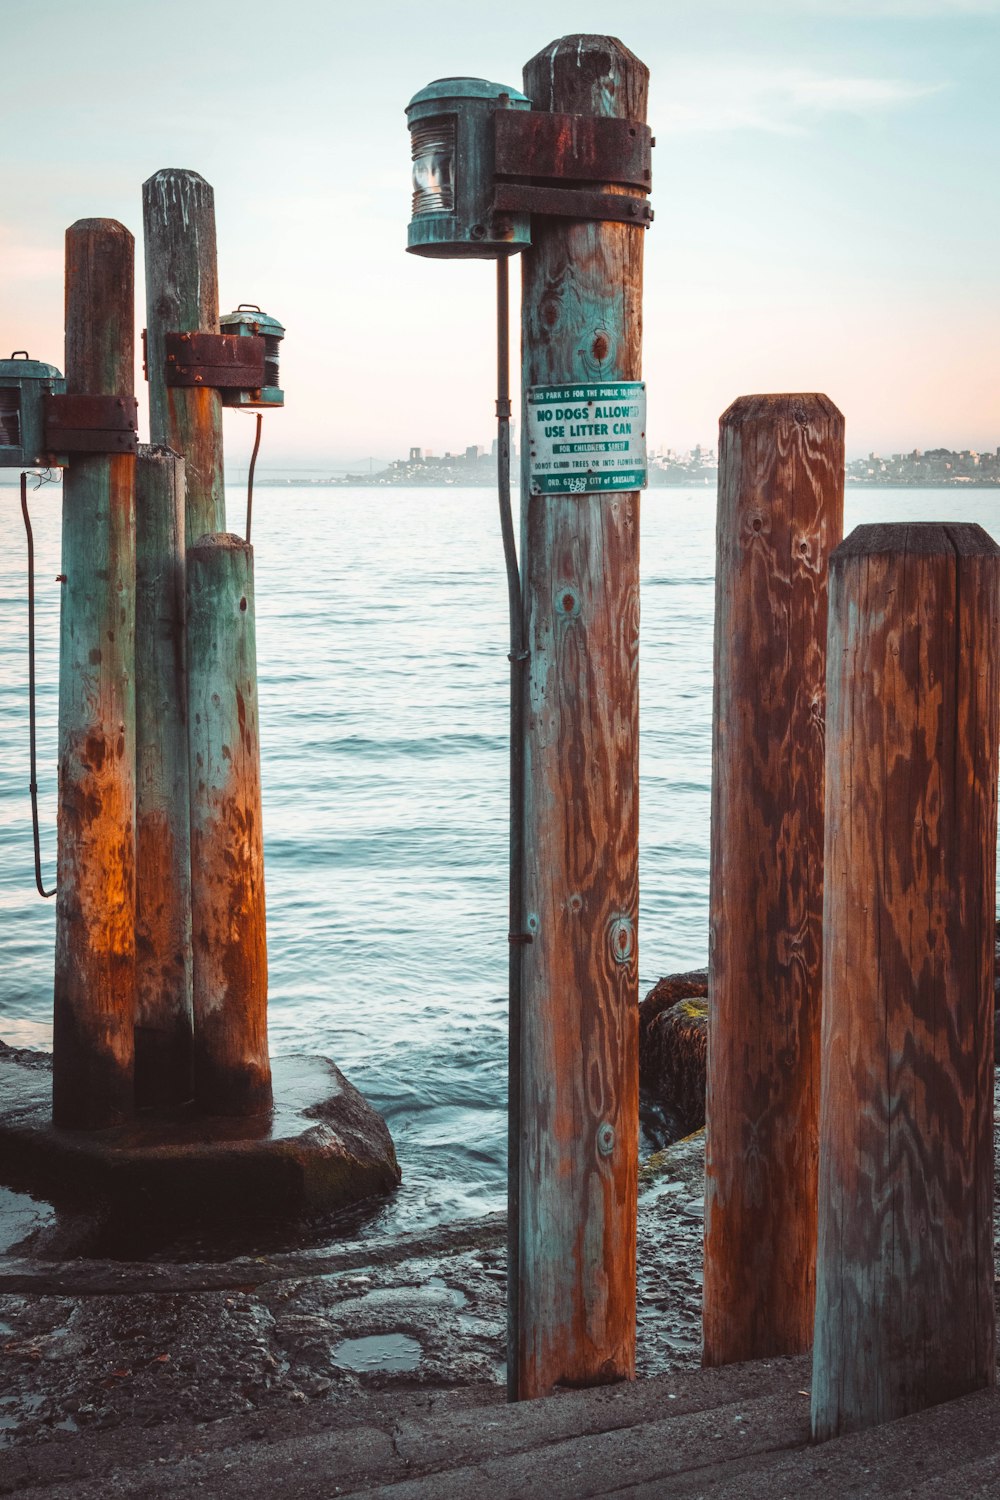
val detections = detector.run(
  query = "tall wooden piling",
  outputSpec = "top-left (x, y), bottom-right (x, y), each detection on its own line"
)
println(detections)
top-left (703, 394), bottom-right (844, 1365)
top-left (53, 220), bottom-right (137, 1129)
top-left (812, 522), bottom-right (999, 1440)
top-left (515, 34), bottom-right (646, 1399)
top-left (135, 445), bottom-right (194, 1106)
top-left (186, 534), bottom-right (271, 1117)
top-left (142, 169), bottom-right (226, 545)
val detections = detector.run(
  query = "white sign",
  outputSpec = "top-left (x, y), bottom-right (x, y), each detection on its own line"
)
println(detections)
top-left (526, 381), bottom-right (647, 495)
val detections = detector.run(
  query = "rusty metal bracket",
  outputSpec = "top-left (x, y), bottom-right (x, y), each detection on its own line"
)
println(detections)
top-left (495, 111), bottom-right (652, 189)
top-left (163, 332), bottom-right (266, 390)
top-left (43, 394), bottom-right (138, 455)
top-left (494, 182), bottom-right (653, 225)
top-left (492, 109), bottom-right (653, 227)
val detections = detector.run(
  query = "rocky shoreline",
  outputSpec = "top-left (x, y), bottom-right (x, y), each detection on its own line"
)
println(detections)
top-left (4, 957), bottom-right (1000, 1475)
top-left (0, 1037), bottom-right (706, 1462)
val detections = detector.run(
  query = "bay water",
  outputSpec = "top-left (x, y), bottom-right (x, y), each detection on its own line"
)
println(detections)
top-left (1, 483), bottom-right (997, 1236)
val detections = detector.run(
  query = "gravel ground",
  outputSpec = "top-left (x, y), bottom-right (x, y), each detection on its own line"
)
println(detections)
top-left (0, 1114), bottom-right (706, 1453)
top-left (3, 1055), bottom-right (997, 1461)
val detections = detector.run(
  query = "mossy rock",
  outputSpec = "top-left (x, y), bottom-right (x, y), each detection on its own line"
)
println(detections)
top-left (639, 970), bottom-right (708, 1137)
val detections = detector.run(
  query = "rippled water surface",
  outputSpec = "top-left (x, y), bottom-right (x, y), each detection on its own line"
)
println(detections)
top-left (2, 483), bottom-right (997, 1234)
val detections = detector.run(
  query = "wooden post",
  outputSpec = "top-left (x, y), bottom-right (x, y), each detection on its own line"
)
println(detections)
top-left (142, 169), bottom-right (226, 546)
top-left (186, 534), bottom-right (271, 1117)
top-left (135, 445), bottom-right (193, 1106)
top-left (812, 522), bottom-right (999, 1440)
top-left (703, 394), bottom-right (844, 1365)
top-left (515, 35), bottom-right (646, 1400)
top-left (53, 220), bottom-right (137, 1129)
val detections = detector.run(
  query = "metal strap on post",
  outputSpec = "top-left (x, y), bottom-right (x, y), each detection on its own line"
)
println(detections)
top-left (43, 393), bottom-right (138, 454)
top-left (493, 108), bottom-right (654, 225)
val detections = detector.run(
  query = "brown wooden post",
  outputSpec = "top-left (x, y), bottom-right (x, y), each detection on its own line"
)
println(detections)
top-left (142, 169), bottom-right (226, 546)
top-left (812, 522), bottom-right (999, 1440)
top-left (186, 533), bottom-right (271, 1116)
top-left (515, 35), bottom-right (646, 1400)
top-left (53, 220), bottom-right (137, 1129)
top-left (135, 444), bottom-right (193, 1106)
top-left (703, 393), bottom-right (844, 1365)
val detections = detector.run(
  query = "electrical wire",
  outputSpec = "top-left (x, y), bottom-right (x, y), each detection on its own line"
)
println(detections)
top-left (233, 408), bottom-right (264, 543)
top-left (20, 470), bottom-right (56, 899)
top-left (246, 411), bottom-right (263, 543)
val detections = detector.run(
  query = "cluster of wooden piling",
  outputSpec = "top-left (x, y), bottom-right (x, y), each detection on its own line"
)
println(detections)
top-left (505, 38), bottom-right (997, 1434)
top-left (52, 175), bottom-right (271, 1130)
top-left (702, 402), bottom-right (999, 1438)
top-left (40, 33), bottom-right (996, 1436)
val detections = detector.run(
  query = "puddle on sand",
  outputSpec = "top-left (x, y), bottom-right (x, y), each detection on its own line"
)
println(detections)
top-left (330, 1333), bottom-right (423, 1374)
top-left (0, 1185), bottom-right (55, 1254)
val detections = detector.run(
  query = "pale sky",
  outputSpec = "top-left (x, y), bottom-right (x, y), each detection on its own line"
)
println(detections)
top-left (1, 0), bottom-right (997, 468)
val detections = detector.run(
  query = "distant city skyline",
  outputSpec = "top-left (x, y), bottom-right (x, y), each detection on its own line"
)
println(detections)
top-left (2, 1), bottom-right (997, 462)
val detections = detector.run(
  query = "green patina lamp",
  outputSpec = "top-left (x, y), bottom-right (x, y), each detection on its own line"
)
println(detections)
top-left (0, 352), bottom-right (66, 468)
top-left (218, 305), bottom-right (285, 408)
top-left (405, 77), bottom-right (532, 259)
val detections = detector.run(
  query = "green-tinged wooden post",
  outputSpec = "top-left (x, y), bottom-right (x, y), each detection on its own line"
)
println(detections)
top-left (812, 523), bottom-right (999, 1440)
top-left (187, 534), bottom-right (271, 1116)
top-left (142, 169), bottom-right (225, 545)
top-left (703, 394), bottom-right (844, 1365)
top-left (53, 220), bottom-right (137, 1129)
top-left (515, 35), bottom-right (645, 1400)
top-left (135, 444), bottom-right (193, 1106)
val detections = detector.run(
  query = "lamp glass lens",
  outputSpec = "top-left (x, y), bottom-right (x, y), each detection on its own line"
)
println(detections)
top-left (411, 116), bottom-right (456, 215)
top-left (0, 389), bottom-right (21, 447)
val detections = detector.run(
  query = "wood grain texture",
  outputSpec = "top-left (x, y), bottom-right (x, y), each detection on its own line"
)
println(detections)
top-left (811, 522), bottom-right (999, 1440)
top-left (53, 220), bottom-right (137, 1129)
top-left (135, 445), bottom-right (194, 1107)
top-left (187, 534), bottom-right (271, 1117)
top-left (704, 393), bottom-right (844, 1365)
top-left (515, 35), bottom-right (646, 1400)
top-left (142, 170), bottom-right (225, 546)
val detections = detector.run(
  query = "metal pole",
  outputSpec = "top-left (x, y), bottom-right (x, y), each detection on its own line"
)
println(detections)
top-left (20, 472), bottom-right (56, 900)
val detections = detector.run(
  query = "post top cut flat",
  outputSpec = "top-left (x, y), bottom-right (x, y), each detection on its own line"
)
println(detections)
top-left (142, 167), bottom-right (212, 191)
top-left (188, 531), bottom-right (252, 556)
top-left (720, 393), bottom-right (843, 428)
top-left (137, 442), bottom-right (184, 466)
top-left (66, 217), bottom-right (133, 243)
top-left (833, 521), bottom-right (1000, 561)
top-left (523, 35), bottom-right (648, 113)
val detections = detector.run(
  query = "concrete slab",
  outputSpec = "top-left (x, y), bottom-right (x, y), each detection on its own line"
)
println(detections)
top-left (0, 1048), bottom-right (401, 1237)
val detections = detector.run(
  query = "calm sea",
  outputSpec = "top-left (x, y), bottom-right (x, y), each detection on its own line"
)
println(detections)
top-left (1, 483), bottom-right (998, 1234)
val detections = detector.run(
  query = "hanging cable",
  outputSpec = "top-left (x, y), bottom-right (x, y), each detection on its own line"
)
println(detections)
top-left (245, 411), bottom-right (263, 543)
top-left (20, 471), bottom-right (56, 899)
top-left (498, 254), bottom-right (529, 1402)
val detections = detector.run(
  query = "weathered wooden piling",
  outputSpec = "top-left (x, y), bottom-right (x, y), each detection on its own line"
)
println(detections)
top-left (186, 534), bottom-right (271, 1117)
top-left (515, 34), bottom-right (646, 1399)
top-left (812, 522), bottom-right (1000, 1440)
top-left (135, 445), bottom-right (193, 1106)
top-left (703, 393), bottom-right (844, 1366)
top-left (53, 220), bottom-right (137, 1129)
top-left (142, 169), bottom-right (226, 545)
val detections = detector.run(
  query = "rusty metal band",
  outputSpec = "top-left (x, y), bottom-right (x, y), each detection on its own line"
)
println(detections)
top-left (164, 331), bottom-right (266, 390)
top-left (493, 182), bottom-right (653, 225)
top-left (494, 110), bottom-right (653, 189)
top-left (43, 393), bottom-right (138, 455)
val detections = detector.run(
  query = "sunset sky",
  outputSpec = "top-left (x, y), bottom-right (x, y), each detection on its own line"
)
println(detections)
top-left (1, 0), bottom-right (996, 468)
